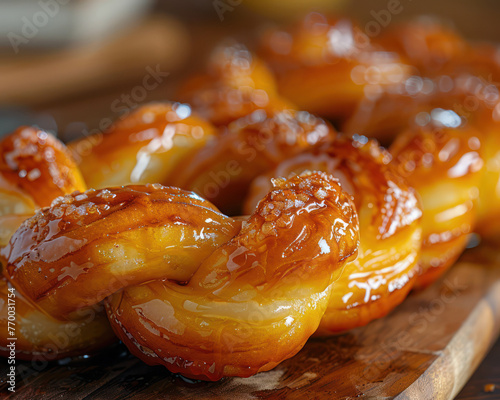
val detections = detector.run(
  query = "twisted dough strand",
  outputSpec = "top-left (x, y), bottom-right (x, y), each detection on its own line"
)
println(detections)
top-left (106, 172), bottom-right (359, 380)
top-left (245, 136), bottom-right (422, 334)
top-left (2, 170), bottom-right (359, 379)
top-left (2, 185), bottom-right (240, 320)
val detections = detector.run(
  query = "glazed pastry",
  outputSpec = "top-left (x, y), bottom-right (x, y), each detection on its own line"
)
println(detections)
top-left (106, 172), bottom-right (359, 380)
top-left (177, 42), bottom-right (293, 126)
top-left (245, 136), bottom-right (422, 333)
top-left (2, 185), bottom-right (240, 320)
top-left (0, 126), bottom-right (86, 215)
top-left (69, 102), bottom-right (217, 190)
top-left (172, 108), bottom-right (337, 214)
top-left (0, 126), bottom-right (86, 244)
top-left (474, 106), bottom-right (500, 240)
top-left (259, 12), bottom-right (412, 120)
top-left (0, 127), bottom-right (115, 359)
top-left (3, 12), bottom-right (500, 380)
top-left (3, 173), bottom-right (359, 380)
top-left (390, 109), bottom-right (484, 287)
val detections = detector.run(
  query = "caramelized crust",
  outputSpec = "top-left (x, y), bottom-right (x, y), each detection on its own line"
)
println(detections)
top-left (245, 136), bottom-right (422, 333)
top-left (177, 42), bottom-right (293, 126)
top-left (0, 127), bottom-right (117, 359)
top-left (390, 116), bottom-right (484, 287)
top-left (69, 102), bottom-right (217, 190)
top-left (172, 108), bottom-right (337, 214)
top-left (106, 172), bottom-right (359, 380)
top-left (0, 126), bottom-right (85, 214)
top-left (2, 185), bottom-right (240, 320)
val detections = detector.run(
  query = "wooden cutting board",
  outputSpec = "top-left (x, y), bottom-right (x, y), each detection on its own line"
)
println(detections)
top-left (1, 244), bottom-right (500, 400)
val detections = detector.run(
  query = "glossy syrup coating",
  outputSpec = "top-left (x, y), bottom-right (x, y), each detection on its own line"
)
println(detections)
top-left (171, 108), bottom-right (337, 215)
top-left (176, 42), bottom-right (293, 127)
top-left (106, 172), bottom-right (359, 380)
top-left (245, 136), bottom-right (422, 334)
top-left (469, 103), bottom-right (500, 240)
top-left (378, 21), bottom-right (500, 84)
top-left (0, 276), bottom-right (115, 361)
top-left (0, 129), bottom-right (117, 360)
top-left (0, 126), bottom-right (86, 215)
top-left (2, 185), bottom-right (240, 320)
top-left (69, 102), bottom-right (217, 190)
top-left (258, 12), bottom-right (412, 120)
top-left (343, 45), bottom-right (500, 144)
top-left (390, 113), bottom-right (484, 288)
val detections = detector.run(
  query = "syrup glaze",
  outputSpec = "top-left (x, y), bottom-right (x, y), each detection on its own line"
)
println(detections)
top-left (172, 108), bottom-right (337, 215)
top-left (105, 172), bottom-right (359, 380)
top-left (258, 12), bottom-right (413, 120)
top-left (390, 112), bottom-right (485, 287)
top-left (245, 135), bottom-right (422, 333)
top-left (69, 102), bottom-right (217, 190)
top-left (177, 42), bottom-right (293, 127)
top-left (0, 126), bottom-right (85, 214)
top-left (2, 184), bottom-right (240, 320)
top-left (0, 275), bottom-right (115, 361)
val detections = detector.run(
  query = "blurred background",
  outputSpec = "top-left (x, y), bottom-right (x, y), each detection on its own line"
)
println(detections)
top-left (0, 0), bottom-right (498, 140)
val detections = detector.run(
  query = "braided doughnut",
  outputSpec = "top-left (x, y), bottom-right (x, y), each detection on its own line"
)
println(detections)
top-left (171, 108), bottom-right (337, 214)
top-left (177, 42), bottom-right (293, 127)
top-left (3, 13), bottom-right (500, 381)
top-left (3, 172), bottom-right (359, 380)
top-left (245, 136), bottom-right (422, 334)
top-left (0, 127), bottom-right (115, 360)
top-left (69, 102), bottom-right (216, 190)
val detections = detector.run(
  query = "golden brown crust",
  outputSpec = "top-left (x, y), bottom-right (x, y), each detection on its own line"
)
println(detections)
top-left (69, 102), bottom-right (217, 190)
top-left (2, 184), bottom-right (240, 319)
top-left (0, 276), bottom-right (116, 361)
top-left (258, 12), bottom-right (412, 119)
top-left (172, 108), bottom-right (337, 214)
top-left (390, 116), bottom-right (484, 287)
top-left (106, 172), bottom-right (359, 380)
top-left (177, 42), bottom-right (293, 126)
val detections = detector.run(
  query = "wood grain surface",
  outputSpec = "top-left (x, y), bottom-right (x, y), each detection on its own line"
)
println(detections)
top-left (1, 244), bottom-right (499, 400)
